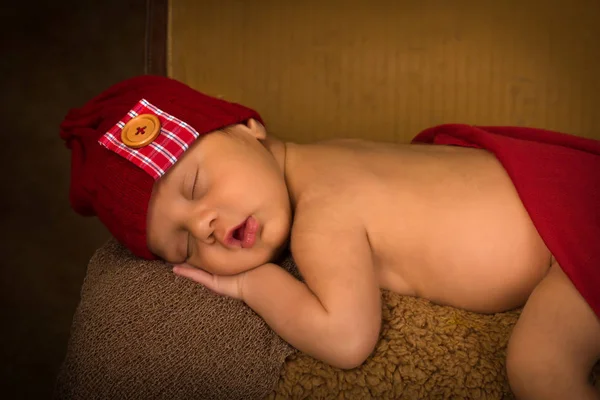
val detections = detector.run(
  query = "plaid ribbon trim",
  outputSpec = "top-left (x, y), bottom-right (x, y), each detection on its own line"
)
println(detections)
top-left (98, 99), bottom-right (199, 180)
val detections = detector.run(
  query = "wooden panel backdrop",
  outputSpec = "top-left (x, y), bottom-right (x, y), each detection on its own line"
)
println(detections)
top-left (168, 0), bottom-right (600, 143)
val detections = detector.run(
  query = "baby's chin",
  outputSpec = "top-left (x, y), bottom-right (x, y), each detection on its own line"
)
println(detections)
top-left (205, 252), bottom-right (275, 276)
top-left (200, 232), bottom-right (290, 275)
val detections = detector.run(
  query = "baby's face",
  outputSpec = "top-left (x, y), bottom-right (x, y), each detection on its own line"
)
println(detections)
top-left (146, 122), bottom-right (291, 275)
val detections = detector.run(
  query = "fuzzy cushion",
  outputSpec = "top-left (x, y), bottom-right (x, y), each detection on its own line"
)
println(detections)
top-left (269, 292), bottom-right (600, 399)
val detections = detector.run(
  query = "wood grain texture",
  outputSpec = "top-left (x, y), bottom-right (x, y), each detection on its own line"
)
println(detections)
top-left (168, 0), bottom-right (600, 143)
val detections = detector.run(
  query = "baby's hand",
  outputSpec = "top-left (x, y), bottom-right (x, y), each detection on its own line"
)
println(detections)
top-left (172, 264), bottom-right (246, 300)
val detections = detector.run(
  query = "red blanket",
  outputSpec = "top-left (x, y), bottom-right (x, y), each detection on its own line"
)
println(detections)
top-left (412, 124), bottom-right (600, 318)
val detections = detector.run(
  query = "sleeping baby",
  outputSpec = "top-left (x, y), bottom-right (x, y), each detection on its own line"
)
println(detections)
top-left (61, 75), bottom-right (600, 400)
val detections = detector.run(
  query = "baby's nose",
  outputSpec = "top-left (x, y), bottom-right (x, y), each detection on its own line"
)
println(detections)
top-left (189, 208), bottom-right (218, 242)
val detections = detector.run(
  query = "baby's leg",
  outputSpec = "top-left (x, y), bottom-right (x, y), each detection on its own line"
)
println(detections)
top-left (506, 261), bottom-right (600, 400)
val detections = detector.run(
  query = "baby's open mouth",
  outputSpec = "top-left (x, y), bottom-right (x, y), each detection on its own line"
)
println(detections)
top-left (232, 221), bottom-right (246, 241)
top-left (226, 216), bottom-right (259, 248)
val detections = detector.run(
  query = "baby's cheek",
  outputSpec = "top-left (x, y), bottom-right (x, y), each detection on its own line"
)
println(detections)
top-left (197, 250), bottom-right (250, 276)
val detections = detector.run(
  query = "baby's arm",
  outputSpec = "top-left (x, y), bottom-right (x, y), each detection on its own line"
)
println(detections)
top-left (242, 224), bottom-right (381, 369)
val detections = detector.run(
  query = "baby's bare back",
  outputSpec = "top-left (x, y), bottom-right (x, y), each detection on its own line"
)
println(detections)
top-left (295, 139), bottom-right (552, 313)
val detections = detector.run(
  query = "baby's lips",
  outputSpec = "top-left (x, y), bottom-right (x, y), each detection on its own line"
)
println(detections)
top-left (241, 216), bottom-right (259, 248)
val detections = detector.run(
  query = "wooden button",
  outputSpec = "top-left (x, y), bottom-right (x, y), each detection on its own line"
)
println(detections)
top-left (121, 114), bottom-right (161, 148)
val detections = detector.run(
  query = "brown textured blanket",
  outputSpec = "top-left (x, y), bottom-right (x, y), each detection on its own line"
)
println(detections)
top-left (54, 239), bottom-right (295, 400)
top-left (56, 239), bottom-right (600, 399)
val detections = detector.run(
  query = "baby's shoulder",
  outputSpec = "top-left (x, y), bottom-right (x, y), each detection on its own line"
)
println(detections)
top-left (290, 199), bottom-right (370, 257)
top-left (291, 190), bottom-right (359, 230)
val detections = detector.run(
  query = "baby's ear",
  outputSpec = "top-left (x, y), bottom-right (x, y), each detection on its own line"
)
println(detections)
top-left (239, 118), bottom-right (267, 140)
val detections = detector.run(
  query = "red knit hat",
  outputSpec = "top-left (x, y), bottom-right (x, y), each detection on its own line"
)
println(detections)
top-left (60, 75), bottom-right (263, 259)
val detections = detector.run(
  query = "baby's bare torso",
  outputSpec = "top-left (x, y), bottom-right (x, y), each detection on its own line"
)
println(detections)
top-left (292, 139), bottom-right (552, 313)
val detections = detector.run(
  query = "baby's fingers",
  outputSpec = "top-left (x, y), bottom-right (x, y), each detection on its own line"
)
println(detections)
top-left (173, 264), bottom-right (217, 290)
top-left (172, 264), bottom-right (241, 299)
